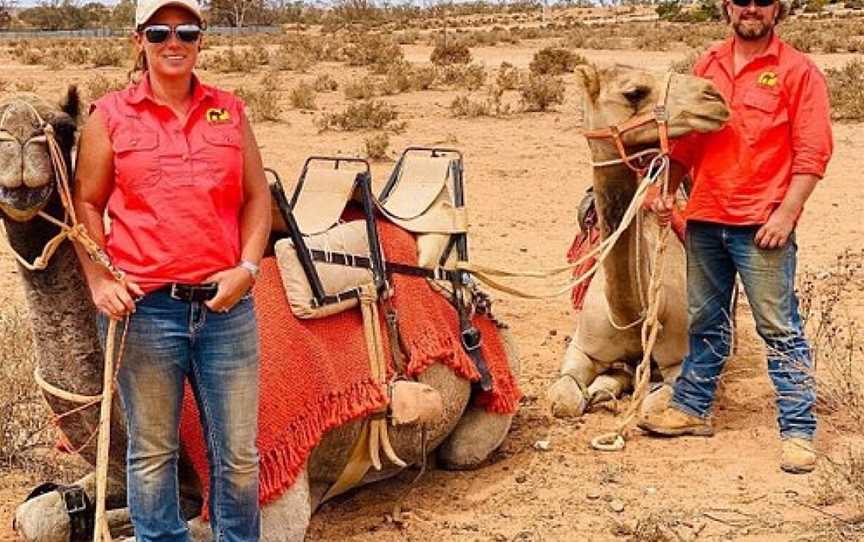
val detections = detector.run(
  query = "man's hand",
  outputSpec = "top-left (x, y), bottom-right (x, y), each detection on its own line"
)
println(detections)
top-left (204, 267), bottom-right (254, 313)
top-left (755, 208), bottom-right (796, 249)
top-left (651, 193), bottom-right (675, 227)
top-left (91, 275), bottom-right (144, 321)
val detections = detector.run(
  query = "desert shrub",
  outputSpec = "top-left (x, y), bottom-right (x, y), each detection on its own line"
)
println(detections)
top-left (15, 80), bottom-right (38, 93)
top-left (380, 62), bottom-right (413, 95)
top-left (450, 87), bottom-right (511, 118)
top-left (496, 61), bottom-right (523, 90)
top-left (235, 73), bottom-right (284, 122)
top-left (290, 81), bottom-right (317, 110)
top-left (670, 51), bottom-right (700, 75)
top-left (344, 33), bottom-right (404, 73)
top-left (825, 59), bottom-right (864, 121)
top-left (437, 62), bottom-right (486, 90)
top-left (529, 47), bottom-right (585, 75)
top-left (67, 45), bottom-right (91, 66)
top-left (250, 43), bottom-right (270, 66)
top-left (85, 74), bottom-right (126, 101)
top-left (313, 73), bottom-right (338, 92)
top-left (90, 43), bottom-right (126, 68)
top-left (272, 45), bottom-right (313, 72)
top-left (204, 47), bottom-right (257, 73)
top-left (343, 76), bottom-right (379, 100)
top-left (316, 100), bottom-right (400, 131)
top-left (520, 74), bottom-right (565, 112)
top-left (17, 44), bottom-right (44, 65)
top-left (0, 307), bottom-right (52, 471)
top-left (430, 39), bottom-right (472, 66)
top-left (364, 132), bottom-right (390, 160)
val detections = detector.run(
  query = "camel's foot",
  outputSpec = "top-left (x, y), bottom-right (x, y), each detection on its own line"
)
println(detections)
top-left (14, 473), bottom-right (128, 542)
top-left (586, 369), bottom-right (632, 408)
top-left (639, 383), bottom-right (674, 419)
top-left (547, 374), bottom-right (588, 418)
top-left (438, 406), bottom-right (513, 470)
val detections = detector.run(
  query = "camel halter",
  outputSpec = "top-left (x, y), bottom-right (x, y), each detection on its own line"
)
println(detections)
top-left (583, 71), bottom-right (675, 171)
top-left (1, 100), bottom-right (124, 542)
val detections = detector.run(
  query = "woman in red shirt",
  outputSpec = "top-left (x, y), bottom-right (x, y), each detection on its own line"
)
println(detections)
top-left (73, 0), bottom-right (271, 539)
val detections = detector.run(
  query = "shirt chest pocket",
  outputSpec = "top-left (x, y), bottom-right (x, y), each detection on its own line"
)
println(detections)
top-left (739, 88), bottom-right (789, 145)
top-left (200, 127), bottom-right (243, 187)
top-left (112, 130), bottom-right (161, 189)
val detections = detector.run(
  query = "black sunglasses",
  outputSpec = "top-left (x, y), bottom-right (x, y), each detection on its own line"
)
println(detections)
top-left (731, 0), bottom-right (776, 7)
top-left (141, 23), bottom-right (202, 44)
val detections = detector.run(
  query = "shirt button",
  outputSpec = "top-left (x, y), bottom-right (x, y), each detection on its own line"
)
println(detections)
top-left (182, 154), bottom-right (189, 161)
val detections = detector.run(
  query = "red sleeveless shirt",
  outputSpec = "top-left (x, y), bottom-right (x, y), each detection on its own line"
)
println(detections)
top-left (93, 74), bottom-right (246, 292)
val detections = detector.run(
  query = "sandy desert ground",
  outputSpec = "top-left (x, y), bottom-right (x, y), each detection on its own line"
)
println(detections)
top-left (1, 25), bottom-right (863, 541)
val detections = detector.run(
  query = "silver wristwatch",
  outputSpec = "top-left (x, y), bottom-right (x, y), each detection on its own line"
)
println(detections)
top-left (237, 260), bottom-right (260, 281)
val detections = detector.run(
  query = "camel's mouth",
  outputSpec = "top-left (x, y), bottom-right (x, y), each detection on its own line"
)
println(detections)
top-left (0, 184), bottom-right (53, 222)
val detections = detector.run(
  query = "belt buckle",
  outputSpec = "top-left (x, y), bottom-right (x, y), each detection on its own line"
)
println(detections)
top-left (169, 283), bottom-right (183, 301)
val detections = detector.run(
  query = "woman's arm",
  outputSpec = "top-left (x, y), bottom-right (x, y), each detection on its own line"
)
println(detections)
top-left (72, 109), bottom-right (144, 320)
top-left (204, 115), bottom-right (272, 312)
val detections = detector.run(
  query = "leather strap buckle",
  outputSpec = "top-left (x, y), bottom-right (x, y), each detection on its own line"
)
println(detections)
top-left (60, 486), bottom-right (88, 515)
top-left (460, 326), bottom-right (482, 352)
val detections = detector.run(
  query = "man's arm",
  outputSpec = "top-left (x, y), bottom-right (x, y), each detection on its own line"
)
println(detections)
top-left (651, 159), bottom-right (689, 225)
top-left (754, 174), bottom-right (819, 249)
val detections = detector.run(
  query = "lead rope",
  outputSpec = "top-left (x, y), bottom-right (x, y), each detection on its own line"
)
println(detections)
top-left (1, 101), bottom-right (125, 542)
top-left (590, 155), bottom-right (672, 452)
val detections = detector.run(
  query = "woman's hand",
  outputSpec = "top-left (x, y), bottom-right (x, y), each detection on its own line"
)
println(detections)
top-left (204, 267), bottom-right (254, 313)
top-left (91, 274), bottom-right (144, 321)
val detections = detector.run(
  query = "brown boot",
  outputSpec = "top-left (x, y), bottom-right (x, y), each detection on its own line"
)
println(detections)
top-left (637, 406), bottom-right (714, 437)
top-left (781, 437), bottom-right (816, 474)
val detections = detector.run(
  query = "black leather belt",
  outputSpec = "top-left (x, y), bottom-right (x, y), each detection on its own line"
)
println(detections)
top-left (160, 282), bottom-right (218, 302)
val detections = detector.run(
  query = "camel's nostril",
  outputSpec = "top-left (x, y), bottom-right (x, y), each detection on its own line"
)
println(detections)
top-left (703, 87), bottom-right (726, 105)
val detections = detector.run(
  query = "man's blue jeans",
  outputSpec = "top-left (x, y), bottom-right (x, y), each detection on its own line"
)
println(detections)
top-left (100, 289), bottom-right (261, 542)
top-left (671, 221), bottom-right (816, 440)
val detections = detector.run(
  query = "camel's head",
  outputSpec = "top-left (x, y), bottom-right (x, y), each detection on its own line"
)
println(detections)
top-left (0, 88), bottom-right (79, 223)
top-left (576, 64), bottom-right (729, 149)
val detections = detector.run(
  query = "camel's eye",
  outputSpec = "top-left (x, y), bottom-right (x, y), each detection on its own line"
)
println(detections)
top-left (623, 87), bottom-right (651, 106)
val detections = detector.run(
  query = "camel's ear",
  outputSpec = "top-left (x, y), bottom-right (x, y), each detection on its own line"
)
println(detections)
top-left (60, 86), bottom-right (80, 123)
top-left (574, 64), bottom-right (600, 102)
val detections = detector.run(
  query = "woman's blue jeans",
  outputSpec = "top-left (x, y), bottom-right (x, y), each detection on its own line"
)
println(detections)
top-left (100, 289), bottom-right (261, 542)
top-left (671, 221), bottom-right (816, 440)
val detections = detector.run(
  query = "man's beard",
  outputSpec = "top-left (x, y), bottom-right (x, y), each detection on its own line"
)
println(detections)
top-left (733, 16), bottom-right (773, 40)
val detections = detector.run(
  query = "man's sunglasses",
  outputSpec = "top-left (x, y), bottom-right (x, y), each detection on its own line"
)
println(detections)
top-left (141, 23), bottom-right (202, 44)
top-left (731, 0), bottom-right (776, 7)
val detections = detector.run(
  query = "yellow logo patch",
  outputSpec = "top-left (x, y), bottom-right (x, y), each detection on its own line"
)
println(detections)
top-left (206, 108), bottom-right (231, 123)
top-left (757, 71), bottom-right (778, 87)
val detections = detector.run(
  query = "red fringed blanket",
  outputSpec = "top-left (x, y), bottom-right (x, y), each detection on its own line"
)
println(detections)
top-left (179, 220), bottom-right (521, 513)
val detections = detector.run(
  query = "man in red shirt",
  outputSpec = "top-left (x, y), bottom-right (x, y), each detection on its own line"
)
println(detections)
top-left (638, 0), bottom-right (832, 474)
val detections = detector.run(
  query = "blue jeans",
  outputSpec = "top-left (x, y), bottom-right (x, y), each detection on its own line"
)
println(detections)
top-left (671, 221), bottom-right (816, 440)
top-left (100, 289), bottom-right (261, 542)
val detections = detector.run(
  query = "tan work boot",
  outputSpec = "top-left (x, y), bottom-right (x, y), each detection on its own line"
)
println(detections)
top-left (637, 406), bottom-right (714, 437)
top-left (781, 437), bottom-right (817, 474)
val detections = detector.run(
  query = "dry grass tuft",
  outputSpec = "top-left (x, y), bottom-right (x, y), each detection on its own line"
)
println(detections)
top-left (363, 132), bottom-right (390, 160)
top-left (496, 61), bottom-right (523, 90)
top-left (529, 47), bottom-right (585, 76)
top-left (236, 72), bottom-right (284, 122)
top-left (89, 43), bottom-right (127, 68)
top-left (520, 74), bottom-right (565, 112)
top-left (289, 81), bottom-right (317, 110)
top-left (670, 51), bottom-right (701, 75)
top-left (345, 33), bottom-right (404, 74)
top-left (825, 59), bottom-right (864, 121)
top-left (344, 76), bottom-right (379, 100)
top-left (450, 87), bottom-right (511, 118)
top-left (316, 100), bottom-right (401, 132)
top-left (430, 39), bottom-right (472, 66)
top-left (0, 307), bottom-right (53, 473)
top-left (85, 74), bottom-right (127, 102)
top-left (437, 63), bottom-right (486, 91)
top-left (313, 73), bottom-right (339, 92)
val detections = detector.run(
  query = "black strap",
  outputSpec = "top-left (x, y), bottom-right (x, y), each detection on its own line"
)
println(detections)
top-left (22, 483), bottom-right (94, 542)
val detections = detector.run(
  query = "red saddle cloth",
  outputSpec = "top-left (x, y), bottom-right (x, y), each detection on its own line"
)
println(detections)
top-left (568, 186), bottom-right (686, 311)
top-left (179, 220), bottom-right (521, 514)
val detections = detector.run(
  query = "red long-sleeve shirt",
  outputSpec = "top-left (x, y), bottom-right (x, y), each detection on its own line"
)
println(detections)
top-left (672, 34), bottom-right (833, 225)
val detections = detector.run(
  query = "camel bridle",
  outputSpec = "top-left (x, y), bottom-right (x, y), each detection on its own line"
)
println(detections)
top-left (583, 71), bottom-right (675, 172)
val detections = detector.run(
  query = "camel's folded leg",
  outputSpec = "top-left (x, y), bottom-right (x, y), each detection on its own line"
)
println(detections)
top-left (438, 330), bottom-right (521, 470)
top-left (585, 368), bottom-right (632, 409)
top-left (14, 472), bottom-right (128, 542)
top-left (547, 340), bottom-right (601, 418)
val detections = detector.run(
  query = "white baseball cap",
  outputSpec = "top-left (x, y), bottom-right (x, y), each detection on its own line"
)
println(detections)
top-left (135, 0), bottom-right (203, 28)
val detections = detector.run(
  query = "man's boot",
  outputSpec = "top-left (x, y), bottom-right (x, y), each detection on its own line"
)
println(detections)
top-left (781, 437), bottom-right (816, 474)
top-left (638, 406), bottom-right (714, 437)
